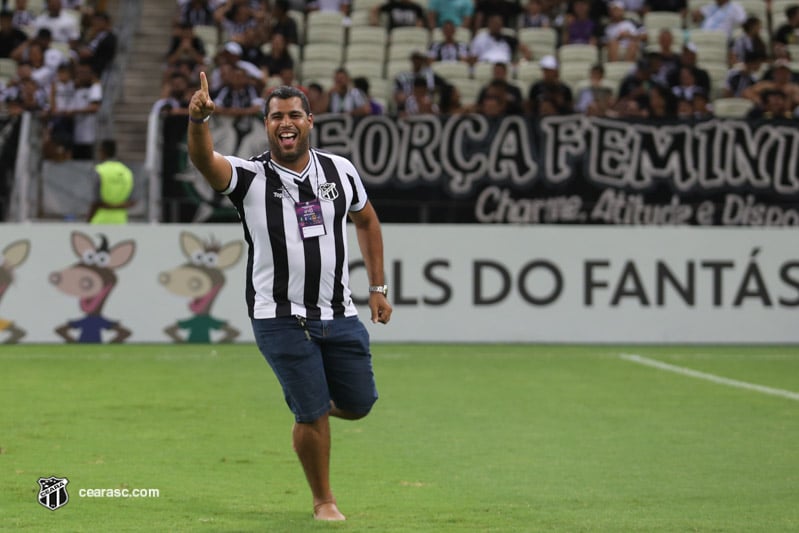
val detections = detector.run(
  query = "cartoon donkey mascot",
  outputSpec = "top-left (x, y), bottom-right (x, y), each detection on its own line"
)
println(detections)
top-left (50, 232), bottom-right (136, 343)
top-left (0, 240), bottom-right (31, 343)
top-left (159, 232), bottom-right (243, 343)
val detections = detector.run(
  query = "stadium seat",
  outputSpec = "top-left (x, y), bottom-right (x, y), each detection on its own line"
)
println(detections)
top-left (0, 58), bottom-right (16, 78)
top-left (346, 42), bottom-right (385, 62)
top-left (387, 41), bottom-right (424, 62)
top-left (299, 59), bottom-right (336, 85)
top-left (193, 24), bottom-right (219, 46)
top-left (559, 62), bottom-right (594, 90)
top-left (454, 78), bottom-right (481, 107)
top-left (712, 97), bottom-right (754, 117)
top-left (471, 62), bottom-right (496, 82)
top-left (305, 25), bottom-right (345, 45)
top-left (303, 42), bottom-right (344, 63)
top-left (368, 77), bottom-right (392, 103)
top-left (385, 59), bottom-right (410, 81)
top-left (699, 63), bottom-right (729, 99)
top-left (643, 11), bottom-right (684, 31)
top-left (515, 61), bottom-right (542, 86)
top-left (736, 0), bottom-right (768, 21)
top-left (389, 26), bottom-right (430, 48)
top-left (344, 59), bottom-right (384, 80)
top-left (431, 25), bottom-right (472, 45)
top-left (602, 61), bottom-right (636, 83)
top-left (288, 10), bottom-right (305, 45)
top-left (431, 60), bottom-right (471, 81)
top-left (348, 10), bottom-right (371, 27)
top-left (348, 26), bottom-right (388, 47)
top-left (558, 44), bottom-right (599, 64)
top-left (517, 27), bottom-right (557, 60)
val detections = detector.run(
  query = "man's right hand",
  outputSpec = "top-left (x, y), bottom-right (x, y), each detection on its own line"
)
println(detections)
top-left (189, 71), bottom-right (215, 121)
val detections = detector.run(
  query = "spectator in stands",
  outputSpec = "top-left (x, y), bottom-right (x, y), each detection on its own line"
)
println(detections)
top-left (427, 19), bottom-right (470, 62)
top-left (307, 81), bottom-right (329, 115)
top-left (651, 28), bottom-right (681, 86)
top-left (616, 56), bottom-right (659, 111)
top-left (327, 67), bottom-right (370, 115)
top-left (209, 40), bottom-right (244, 93)
top-left (393, 49), bottom-right (449, 113)
top-left (603, 0), bottom-right (646, 62)
top-left (215, 1), bottom-right (260, 43)
top-left (43, 61), bottom-right (75, 160)
top-left (263, 63), bottom-right (306, 98)
top-left (470, 13), bottom-right (532, 65)
top-left (521, 0), bottom-right (550, 28)
top-left (668, 42), bottom-right (710, 95)
top-left (70, 59), bottom-right (102, 160)
top-left (692, 88), bottom-right (712, 118)
top-left (371, 0), bottom-right (426, 31)
top-left (676, 96), bottom-right (693, 119)
top-left (575, 63), bottom-right (616, 115)
top-left (154, 71), bottom-right (191, 115)
top-left (439, 82), bottom-right (466, 114)
top-left (527, 54), bottom-right (573, 115)
top-left (4, 75), bottom-right (48, 114)
top-left (166, 22), bottom-right (207, 75)
top-left (427, 0), bottom-right (474, 30)
top-left (645, 81), bottom-right (677, 118)
top-left (730, 15), bottom-right (766, 65)
top-left (10, 0), bottom-right (35, 29)
top-left (213, 62), bottom-right (264, 139)
top-left (10, 26), bottom-right (47, 62)
top-left (33, 0), bottom-right (80, 43)
top-left (671, 65), bottom-right (703, 101)
top-left (25, 40), bottom-right (59, 87)
top-left (744, 59), bottom-right (799, 111)
top-left (306, 0), bottom-right (350, 15)
top-left (72, 10), bottom-right (116, 77)
top-left (691, 0), bottom-right (746, 41)
top-left (268, 0), bottom-right (299, 45)
top-left (476, 62), bottom-right (523, 114)
top-left (723, 50), bottom-right (764, 97)
top-left (561, 0), bottom-right (598, 46)
top-left (179, 0), bottom-right (216, 27)
top-left (353, 76), bottom-right (384, 115)
top-left (261, 31), bottom-right (293, 79)
top-left (473, 0), bottom-right (524, 31)
top-left (0, 9), bottom-right (28, 58)
top-left (772, 5), bottom-right (799, 58)
top-left (401, 75), bottom-right (440, 116)
top-left (746, 88), bottom-right (797, 119)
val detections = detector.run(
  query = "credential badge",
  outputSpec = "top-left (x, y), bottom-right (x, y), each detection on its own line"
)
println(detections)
top-left (319, 182), bottom-right (339, 201)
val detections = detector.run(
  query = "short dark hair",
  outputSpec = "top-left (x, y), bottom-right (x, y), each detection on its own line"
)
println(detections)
top-left (786, 5), bottom-right (799, 18)
top-left (264, 85), bottom-right (311, 115)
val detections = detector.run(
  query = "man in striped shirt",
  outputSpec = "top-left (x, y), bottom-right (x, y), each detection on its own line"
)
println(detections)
top-left (187, 75), bottom-right (392, 522)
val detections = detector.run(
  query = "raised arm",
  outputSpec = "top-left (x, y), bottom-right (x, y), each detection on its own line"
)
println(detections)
top-left (187, 71), bottom-right (233, 191)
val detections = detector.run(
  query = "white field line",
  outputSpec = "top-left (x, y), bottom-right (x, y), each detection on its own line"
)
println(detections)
top-left (619, 353), bottom-right (799, 402)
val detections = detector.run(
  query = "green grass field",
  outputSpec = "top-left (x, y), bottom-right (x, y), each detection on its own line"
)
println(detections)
top-left (1, 344), bottom-right (798, 532)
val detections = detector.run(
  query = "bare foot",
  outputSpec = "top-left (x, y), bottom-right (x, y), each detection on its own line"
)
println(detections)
top-left (313, 500), bottom-right (346, 521)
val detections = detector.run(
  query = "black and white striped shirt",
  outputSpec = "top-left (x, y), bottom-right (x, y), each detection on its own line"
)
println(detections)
top-left (222, 148), bottom-right (368, 320)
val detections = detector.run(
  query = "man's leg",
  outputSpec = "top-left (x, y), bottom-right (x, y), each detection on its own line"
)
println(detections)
top-left (292, 413), bottom-right (346, 521)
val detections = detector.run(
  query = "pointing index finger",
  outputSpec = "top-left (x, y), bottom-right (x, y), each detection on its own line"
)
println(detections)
top-left (200, 71), bottom-right (209, 95)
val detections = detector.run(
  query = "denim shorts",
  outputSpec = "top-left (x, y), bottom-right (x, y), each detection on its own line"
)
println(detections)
top-left (251, 315), bottom-right (378, 423)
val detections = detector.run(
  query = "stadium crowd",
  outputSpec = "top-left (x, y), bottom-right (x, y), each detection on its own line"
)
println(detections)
top-left (2, 0), bottom-right (799, 162)
top-left (149, 0), bottom-right (799, 123)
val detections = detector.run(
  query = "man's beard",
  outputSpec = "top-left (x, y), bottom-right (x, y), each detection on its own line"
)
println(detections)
top-left (271, 134), bottom-right (309, 164)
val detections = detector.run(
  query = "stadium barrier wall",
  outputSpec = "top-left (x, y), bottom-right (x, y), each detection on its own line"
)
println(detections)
top-left (2, 223), bottom-right (798, 344)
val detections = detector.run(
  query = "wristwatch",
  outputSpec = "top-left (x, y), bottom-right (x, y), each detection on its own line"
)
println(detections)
top-left (368, 285), bottom-right (388, 297)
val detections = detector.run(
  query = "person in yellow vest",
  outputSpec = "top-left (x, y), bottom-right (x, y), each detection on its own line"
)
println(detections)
top-left (87, 139), bottom-right (135, 224)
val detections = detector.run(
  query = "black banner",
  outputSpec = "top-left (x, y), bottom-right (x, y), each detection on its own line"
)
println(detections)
top-left (161, 114), bottom-right (799, 226)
